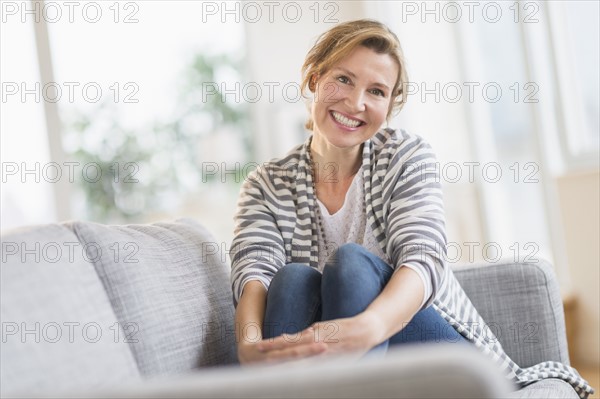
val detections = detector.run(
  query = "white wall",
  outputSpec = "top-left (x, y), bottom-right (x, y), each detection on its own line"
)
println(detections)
top-left (380, 2), bottom-right (486, 258)
top-left (243, 2), bottom-right (368, 161)
top-left (556, 169), bottom-right (600, 365)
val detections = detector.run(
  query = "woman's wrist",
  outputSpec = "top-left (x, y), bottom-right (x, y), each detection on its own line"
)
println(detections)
top-left (356, 310), bottom-right (387, 349)
top-left (237, 336), bottom-right (262, 351)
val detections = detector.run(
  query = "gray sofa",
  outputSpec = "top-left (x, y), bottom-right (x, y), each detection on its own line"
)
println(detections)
top-left (0, 219), bottom-right (579, 398)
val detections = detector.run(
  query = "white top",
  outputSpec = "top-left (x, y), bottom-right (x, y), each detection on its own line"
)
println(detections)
top-left (316, 168), bottom-right (431, 309)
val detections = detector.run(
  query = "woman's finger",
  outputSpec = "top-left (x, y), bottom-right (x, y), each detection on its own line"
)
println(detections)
top-left (263, 342), bottom-right (327, 363)
top-left (258, 327), bottom-right (316, 352)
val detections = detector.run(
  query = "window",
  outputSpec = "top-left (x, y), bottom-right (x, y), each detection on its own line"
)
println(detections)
top-left (375, 0), bottom-right (598, 271)
top-left (547, 0), bottom-right (600, 166)
top-left (3, 1), bottom-right (248, 243)
top-left (1, 12), bottom-right (57, 229)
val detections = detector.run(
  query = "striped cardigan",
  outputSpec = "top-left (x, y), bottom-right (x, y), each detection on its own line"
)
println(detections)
top-left (230, 128), bottom-right (593, 398)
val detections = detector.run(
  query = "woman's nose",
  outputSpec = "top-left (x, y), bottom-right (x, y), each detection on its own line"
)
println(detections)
top-left (344, 88), bottom-right (366, 113)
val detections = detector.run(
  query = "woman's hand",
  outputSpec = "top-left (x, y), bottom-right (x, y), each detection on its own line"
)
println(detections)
top-left (311, 313), bottom-right (384, 357)
top-left (237, 341), bottom-right (264, 365)
top-left (255, 313), bottom-right (385, 361)
top-left (237, 328), bottom-right (328, 366)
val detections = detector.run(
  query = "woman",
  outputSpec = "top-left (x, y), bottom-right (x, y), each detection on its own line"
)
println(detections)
top-left (230, 19), bottom-right (593, 398)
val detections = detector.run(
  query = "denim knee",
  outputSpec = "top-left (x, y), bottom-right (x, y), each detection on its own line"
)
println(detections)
top-left (276, 263), bottom-right (318, 276)
top-left (321, 244), bottom-right (391, 316)
top-left (322, 243), bottom-right (390, 286)
top-left (269, 263), bottom-right (321, 293)
top-left (327, 242), bottom-right (368, 265)
top-left (264, 263), bottom-right (322, 338)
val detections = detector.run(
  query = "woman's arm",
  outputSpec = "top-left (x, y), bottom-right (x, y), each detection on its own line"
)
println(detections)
top-left (235, 281), bottom-right (267, 345)
top-left (359, 135), bottom-right (446, 345)
top-left (383, 135), bottom-right (447, 310)
top-left (230, 164), bottom-right (326, 364)
top-left (358, 266), bottom-right (425, 347)
top-left (230, 164), bottom-right (288, 307)
top-left (235, 281), bottom-right (268, 364)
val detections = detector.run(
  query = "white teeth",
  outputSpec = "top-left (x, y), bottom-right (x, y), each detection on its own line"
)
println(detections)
top-left (332, 111), bottom-right (361, 128)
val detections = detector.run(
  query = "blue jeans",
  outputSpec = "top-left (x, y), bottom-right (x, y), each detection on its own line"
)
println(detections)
top-left (263, 243), bottom-right (468, 353)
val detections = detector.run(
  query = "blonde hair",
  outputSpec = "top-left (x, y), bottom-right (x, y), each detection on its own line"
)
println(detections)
top-left (301, 19), bottom-right (409, 131)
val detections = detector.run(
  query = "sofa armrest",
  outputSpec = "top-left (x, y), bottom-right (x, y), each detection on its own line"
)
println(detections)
top-left (452, 259), bottom-right (570, 367)
top-left (52, 344), bottom-right (514, 398)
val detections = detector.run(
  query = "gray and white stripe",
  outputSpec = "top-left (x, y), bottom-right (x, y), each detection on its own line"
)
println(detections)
top-left (230, 128), bottom-right (593, 398)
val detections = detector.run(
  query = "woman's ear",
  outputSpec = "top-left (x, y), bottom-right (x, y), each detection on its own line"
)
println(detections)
top-left (309, 73), bottom-right (320, 92)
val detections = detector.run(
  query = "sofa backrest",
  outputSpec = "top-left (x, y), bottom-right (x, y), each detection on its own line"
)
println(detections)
top-left (2, 218), bottom-right (570, 395)
top-left (1, 218), bottom-right (238, 396)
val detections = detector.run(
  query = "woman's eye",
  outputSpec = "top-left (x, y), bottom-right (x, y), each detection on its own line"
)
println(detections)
top-left (370, 88), bottom-right (385, 97)
top-left (337, 76), bottom-right (350, 84)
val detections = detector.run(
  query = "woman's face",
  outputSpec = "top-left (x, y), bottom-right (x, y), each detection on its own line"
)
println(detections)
top-left (311, 45), bottom-right (398, 151)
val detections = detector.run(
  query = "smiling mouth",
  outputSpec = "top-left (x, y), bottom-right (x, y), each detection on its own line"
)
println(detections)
top-left (330, 111), bottom-right (365, 128)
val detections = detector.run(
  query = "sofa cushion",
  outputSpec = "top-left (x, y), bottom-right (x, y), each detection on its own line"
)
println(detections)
top-left (0, 224), bottom-right (141, 396)
top-left (67, 218), bottom-right (237, 377)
